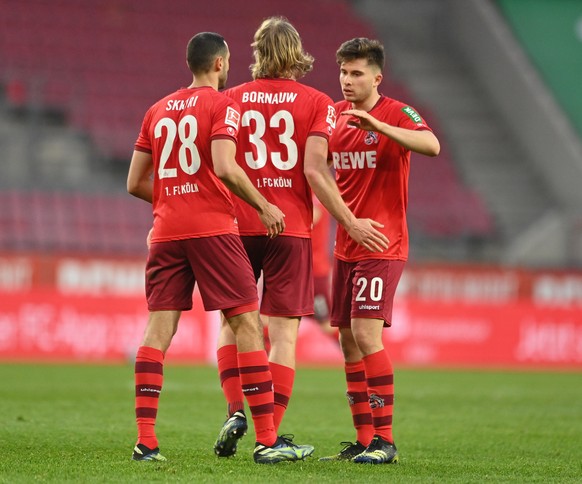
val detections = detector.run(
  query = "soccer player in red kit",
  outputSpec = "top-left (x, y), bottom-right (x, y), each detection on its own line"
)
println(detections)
top-left (126, 32), bottom-right (313, 465)
top-left (319, 38), bottom-right (440, 464)
top-left (212, 18), bottom-right (389, 459)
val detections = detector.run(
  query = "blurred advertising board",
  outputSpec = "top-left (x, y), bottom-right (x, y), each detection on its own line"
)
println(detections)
top-left (0, 254), bottom-right (581, 369)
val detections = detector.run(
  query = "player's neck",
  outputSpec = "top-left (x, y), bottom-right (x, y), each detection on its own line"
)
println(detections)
top-left (188, 74), bottom-right (218, 90)
top-left (351, 92), bottom-right (381, 112)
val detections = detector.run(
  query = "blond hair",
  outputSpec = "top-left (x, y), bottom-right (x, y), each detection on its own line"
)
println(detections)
top-left (250, 17), bottom-right (313, 80)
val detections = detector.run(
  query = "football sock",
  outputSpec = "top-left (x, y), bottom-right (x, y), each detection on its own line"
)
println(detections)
top-left (345, 360), bottom-right (374, 446)
top-left (269, 362), bottom-right (295, 432)
top-left (217, 344), bottom-right (244, 416)
top-left (238, 350), bottom-right (277, 446)
top-left (363, 349), bottom-right (395, 444)
top-left (135, 346), bottom-right (164, 449)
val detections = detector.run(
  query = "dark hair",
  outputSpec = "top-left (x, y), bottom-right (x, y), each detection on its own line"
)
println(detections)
top-left (186, 32), bottom-right (228, 74)
top-left (336, 37), bottom-right (384, 71)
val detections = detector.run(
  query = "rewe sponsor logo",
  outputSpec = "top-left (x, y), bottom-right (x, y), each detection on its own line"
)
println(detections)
top-left (331, 151), bottom-right (377, 170)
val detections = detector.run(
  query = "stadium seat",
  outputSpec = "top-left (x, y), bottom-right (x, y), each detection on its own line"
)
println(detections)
top-left (0, 0), bottom-right (494, 247)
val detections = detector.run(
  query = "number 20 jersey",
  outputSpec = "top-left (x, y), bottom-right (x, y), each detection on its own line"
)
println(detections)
top-left (224, 78), bottom-right (336, 238)
top-left (330, 96), bottom-right (433, 262)
top-left (135, 86), bottom-right (241, 242)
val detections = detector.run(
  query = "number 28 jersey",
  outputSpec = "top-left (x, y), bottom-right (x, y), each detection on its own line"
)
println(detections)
top-left (134, 86), bottom-right (241, 242)
top-left (224, 78), bottom-right (336, 238)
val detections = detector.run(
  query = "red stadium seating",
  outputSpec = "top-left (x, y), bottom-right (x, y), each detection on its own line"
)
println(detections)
top-left (0, 0), bottom-right (494, 249)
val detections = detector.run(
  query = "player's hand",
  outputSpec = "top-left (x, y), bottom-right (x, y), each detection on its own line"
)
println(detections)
top-left (347, 218), bottom-right (389, 252)
top-left (259, 203), bottom-right (286, 238)
top-left (146, 227), bottom-right (154, 249)
top-left (341, 109), bottom-right (382, 132)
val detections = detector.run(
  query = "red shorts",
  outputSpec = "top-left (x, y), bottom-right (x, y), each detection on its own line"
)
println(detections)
top-left (146, 235), bottom-right (258, 312)
top-left (330, 258), bottom-right (405, 328)
top-left (313, 274), bottom-right (331, 323)
top-left (242, 235), bottom-right (313, 317)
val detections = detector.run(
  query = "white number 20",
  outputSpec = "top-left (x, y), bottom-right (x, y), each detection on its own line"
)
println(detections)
top-left (355, 277), bottom-right (384, 302)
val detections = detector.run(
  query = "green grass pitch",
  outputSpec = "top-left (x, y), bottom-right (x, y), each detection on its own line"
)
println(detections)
top-left (1, 363), bottom-right (581, 483)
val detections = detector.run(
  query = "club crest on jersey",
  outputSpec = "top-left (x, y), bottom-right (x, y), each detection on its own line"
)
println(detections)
top-left (225, 106), bottom-right (240, 129)
top-left (364, 131), bottom-right (379, 145)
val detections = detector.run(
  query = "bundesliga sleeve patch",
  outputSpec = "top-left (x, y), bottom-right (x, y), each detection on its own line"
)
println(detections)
top-left (326, 105), bottom-right (336, 129)
top-left (401, 106), bottom-right (423, 124)
top-left (225, 106), bottom-right (241, 129)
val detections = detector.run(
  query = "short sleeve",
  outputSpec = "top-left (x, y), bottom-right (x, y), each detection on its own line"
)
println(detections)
top-left (134, 106), bottom-right (154, 153)
top-left (396, 103), bottom-right (432, 131)
top-left (309, 92), bottom-right (336, 139)
top-left (211, 95), bottom-right (241, 142)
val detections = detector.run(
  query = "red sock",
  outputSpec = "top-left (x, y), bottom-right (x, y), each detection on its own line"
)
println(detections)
top-left (135, 346), bottom-right (164, 449)
top-left (217, 345), bottom-right (244, 416)
top-left (363, 349), bottom-right (394, 443)
top-left (238, 350), bottom-right (277, 446)
top-left (345, 360), bottom-right (374, 446)
top-left (269, 362), bottom-right (295, 432)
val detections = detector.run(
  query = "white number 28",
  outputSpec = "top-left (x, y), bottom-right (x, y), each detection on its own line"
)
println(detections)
top-left (154, 115), bottom-right (201, 179)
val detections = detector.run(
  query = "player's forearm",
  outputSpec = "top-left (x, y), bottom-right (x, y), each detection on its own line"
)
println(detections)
top-left (378, 123), bottom-right (440, 156)
top-left (219, 166), bottom-right (268, 212)
top-left (127, 151), bottom-right (154, 203)
top-left (306, 168), bottom-right (357, 230)
top-left (127, 180), bottom-right (153, 203)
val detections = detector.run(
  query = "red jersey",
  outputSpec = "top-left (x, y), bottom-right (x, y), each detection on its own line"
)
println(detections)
top-left (330, 96), bottom-right (433, 262)
top-left (135, 86), bottom-right (241, 242)
top-left (312, 196), bottom-right (332, 276)
top-left (224, 78), bottom-right (336, 237)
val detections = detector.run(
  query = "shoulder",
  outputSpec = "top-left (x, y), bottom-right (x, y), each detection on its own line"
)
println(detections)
top-left (210, 89), bottom-right (240, 110)
top-left (378, 96), bottom-right (429, 129)
top-left (377, 96), bottom-right (416, 115)
top-left (295, 82), bottom-right (333, 104)
top-left (222, 81), bottom-right (252, 100)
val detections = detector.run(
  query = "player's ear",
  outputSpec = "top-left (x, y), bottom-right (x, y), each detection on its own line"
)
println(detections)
top-left (373, 72), bottom-right (383, 88)
top-left (214, 55), bottom-right (224, 72)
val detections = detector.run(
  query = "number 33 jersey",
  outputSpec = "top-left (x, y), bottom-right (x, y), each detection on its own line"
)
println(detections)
top-left (134, 86), bottom-right (241, 242)
top-left (224, 78), bottom-right (336, 238)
